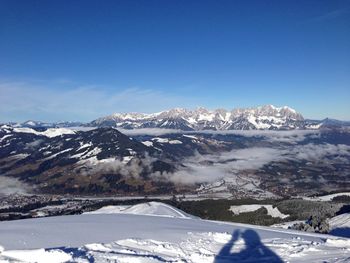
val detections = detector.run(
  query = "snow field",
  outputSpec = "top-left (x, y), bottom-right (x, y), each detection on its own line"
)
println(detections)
top-left (229, 204), bottom-right (289, 219)
top-left (0, 202), bottom-right (349, 262)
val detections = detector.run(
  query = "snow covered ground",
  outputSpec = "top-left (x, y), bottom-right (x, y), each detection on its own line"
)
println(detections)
top-left (329, 213), bottom-right (350, 238)
top-left (229, 205), bottom-right (289, 219)
top-left (302, 192), bottom-right (350, 201)
top-left (12, 127), bottom-right (76, 138)
top-left (0, 202), bottom-right (349, 262)
top-left (271, 213), bottom-right (350, 239)
top-left (85, 201), bottom-right (196, 219)
top-left (330, 213), bottom-right (350, 230)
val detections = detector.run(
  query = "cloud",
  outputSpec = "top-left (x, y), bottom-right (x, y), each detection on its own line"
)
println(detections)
top-left (0, 176), bottom-right (32, 196)
top-left (161, 147), bottom-right (285, 184)
top-left (78, 154), bottom-right (156, 180)
top-left (290, 143), bottom-right (350, 161)
top-left (155, 143), bottom-right (350, 185)
top-left (121, 128), bottom-right (319, 143)
top-left (0, 81), bottom-right (200, 123)
top-left (120, 128), bottom-right (183, 136)
top-left (25, 139), bottom-right (45, 150)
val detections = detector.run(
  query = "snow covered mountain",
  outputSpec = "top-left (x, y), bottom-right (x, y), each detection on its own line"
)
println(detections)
top-left (0, 202), bottom-right (349, 262)
top-left (0, 126), bottom-right (176, 195)
top-left (8, 120), bottom-right (84, 128)
top-left (4, 105), bottom-right (349, 131)
top-left (1, 124), bottom-right (350, 197)
top-left (89, 105), bottom-right (305, 130)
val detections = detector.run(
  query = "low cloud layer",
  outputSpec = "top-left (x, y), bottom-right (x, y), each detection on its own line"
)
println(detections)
top-left (79, 154), bottom-right (156, 180)
top-left (0, 176), bottom-right (31, 196)
top-left (121, 128), bottom-right (320, 143)
top-left (79, 142), bottom-right (350, 186)
top-left (120, 128), bottom-right (182, 136)
top-left (160, 143), bottom-right (350, 184)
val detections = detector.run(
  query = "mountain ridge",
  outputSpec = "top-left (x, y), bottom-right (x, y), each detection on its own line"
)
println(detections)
top-left (2, 105), bottom-right (350, 131)
top-left (90, 104), bottom-right (305, 130)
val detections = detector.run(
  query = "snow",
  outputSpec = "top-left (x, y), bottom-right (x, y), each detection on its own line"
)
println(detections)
top-left (0, 201), bottom-right (349, 262)
top-left (8, 153), bottom-right (29, 159)
top-left (77, 155), bottom-right (118, 165)
top-left (282, 106), bottom-right (297, 114)
top-left (183, 135), bottom-right (197, 140)
top-left (229, 205), bottom-right (289, 219)
top-left (307, 123), bottom-right (323, 129)
top-left (152, 137), bottom-right (169, 143)
top-left (0, 210), bottom-right (349, 262)
top-left (329, 213), bottom-right (350, 238)
top-left (247, 115), bottom-right (271, 129)
top-left (81, 147), bottom-right (102, 158)
top-left (1, 249), bottom-right (72, 263)
top-left (41, 128), bottom-right (75, 138)
top-left (168, 139), bottom-right (182, 144)
top-left (303, 192), bottom-right (350, 201)
top-left (270, 213), bottom-right (350, 239)
top-left (77, 142), bottom-right (93, 151)
top-left (13, 127), bottom-right (75, 138)
top-left (44, 148), bottom-right (73, 160)
top-left (197, 113), bottom-right (215, 122)
top-left (329, 213), bottom-right (350, 230)
top-left (272, 221), bottom-right (305, 229)
top-left (107, 105), bottom-right (302, 131)
top-left (85, 202), bottom-right (196, 219)
top-left (152, 138), bottom-right (183, 144)
top-left (325, 238), bottom-right (350, 247)
top-left (0, 134), bottom-right (12, 143)
top-left (142, 141), bottom-right (153, 147)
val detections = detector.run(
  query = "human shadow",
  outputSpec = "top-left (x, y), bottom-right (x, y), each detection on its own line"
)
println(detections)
top-left (214, 229), bottom-right (283, 263)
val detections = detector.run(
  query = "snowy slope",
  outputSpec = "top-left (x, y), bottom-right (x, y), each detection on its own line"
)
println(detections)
top-left (330, 213), bottom-right (350, 230)
top-left (12, 127), bottom-right (76, 138)
top-left (303, 192), bottom-right (350, 201)
top-left (0, 204), bottom-right (350, 262)
top-left (271, 213), bottom-right (350, 239)
top-left (329, 213), bottom-right (350, 238)
top-left (85, 201), bottom-right (196, 219)
top-left (229, 205), bottom-right (289, 219)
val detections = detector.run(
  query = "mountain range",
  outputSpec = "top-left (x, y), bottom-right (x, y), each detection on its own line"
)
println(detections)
top-left (1, 122), bottom-right (350, 196)
top-left (4, 105), bottom-right (350, 131)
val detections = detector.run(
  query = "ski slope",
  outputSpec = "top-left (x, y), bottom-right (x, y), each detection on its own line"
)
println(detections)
top-left (85, 201), bottom-right (196, 219)
top-left (0, 202), bottom-right (349, 262)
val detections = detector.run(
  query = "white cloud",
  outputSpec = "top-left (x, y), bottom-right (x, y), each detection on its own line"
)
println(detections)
top-left (290, 143), bottom-right (350, 161)
top-left (156, 143), bottom-right (350, 185)
top-left (120, 128), bottom-right (183, 136)
top-left (0, 81), bottom-right (200, 123)
top-left (0, 176), bottom-right (32, 196)
top-left (161, 148), bottom-right (286, 184)
top-left (121, 128), bottom-right (319, 143)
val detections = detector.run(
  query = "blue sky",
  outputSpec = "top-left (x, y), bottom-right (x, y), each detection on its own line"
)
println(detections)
top-left (0, 0), bottom-right (349, 122)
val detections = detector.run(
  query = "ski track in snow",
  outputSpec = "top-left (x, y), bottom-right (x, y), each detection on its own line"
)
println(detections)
top-left (0, 202), bottom-right (350, 262)
top-left (0, 214), bottom-right (350, 263)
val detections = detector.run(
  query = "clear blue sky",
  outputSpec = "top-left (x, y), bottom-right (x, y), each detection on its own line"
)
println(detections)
top-left (0, 0), bottom-right (349, 122)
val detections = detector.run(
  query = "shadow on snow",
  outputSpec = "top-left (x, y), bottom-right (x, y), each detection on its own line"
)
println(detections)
top-left (214, 229), bottom-right (283, 263)
top-left (330, 227), bottom-right (350, 238)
